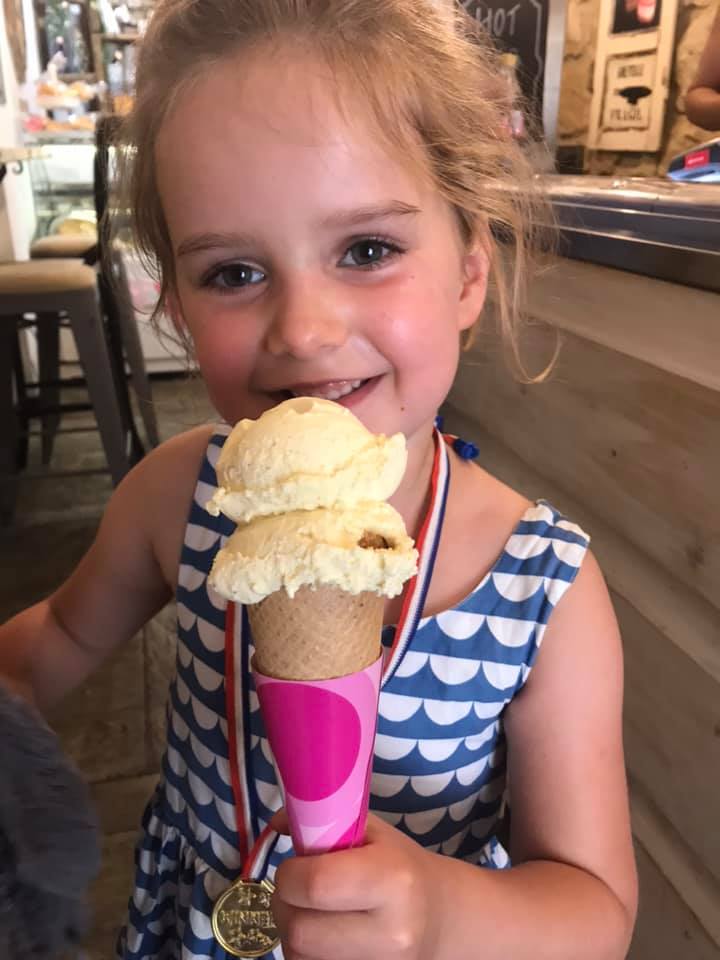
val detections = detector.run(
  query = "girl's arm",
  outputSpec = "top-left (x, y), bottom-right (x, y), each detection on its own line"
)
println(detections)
top-left (434, 549), bottom-right (638, 958)
top-left (685, 9), bottom-right (720, 131)
top-left (273, 551), bottom-right (637, 960)
top-left (0, 426), bottom-right (213, 710)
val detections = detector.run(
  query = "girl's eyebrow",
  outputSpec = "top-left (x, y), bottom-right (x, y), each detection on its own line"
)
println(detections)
top-left (176, 202), bottom-right (421, 258)
top-left (176, 232), bottom-right (255, 258)
top-left (319, 201), bottom-right (421, 229)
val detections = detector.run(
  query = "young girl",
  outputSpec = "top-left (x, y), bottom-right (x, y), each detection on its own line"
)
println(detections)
top-left (0, 0), bottom-right (638, 957)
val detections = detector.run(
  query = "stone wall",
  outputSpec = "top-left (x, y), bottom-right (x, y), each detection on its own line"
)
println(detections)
top-left (557, 0), bottom-right (720, 175)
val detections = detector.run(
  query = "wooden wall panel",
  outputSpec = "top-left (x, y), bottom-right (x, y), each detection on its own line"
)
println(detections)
top-left (631, 785), bottom-right (720, 949)
top-left (629, 844), bottom-right (720, 960)
top-left (442, 402), bottom-right (720, 686)
top-left (522, 259), bottom-right (720, 392)
top-left (450, 326), bottom-right (720, 611)
top-left (618, 592), bottom-right (720, 884)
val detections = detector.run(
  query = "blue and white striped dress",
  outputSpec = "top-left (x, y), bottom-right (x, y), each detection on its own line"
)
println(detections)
top-left (118, 425), bottom-right (590, 959)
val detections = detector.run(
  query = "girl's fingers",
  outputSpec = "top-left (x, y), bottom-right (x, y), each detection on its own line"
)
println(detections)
top-left (272, 900), bottom-right (386, 960)
top-left (274, 815), bottom-right (417, 912)
top-left (274, 841), bottom-right (395, 912)
top-left (269, 807), bottom-right (290, 835)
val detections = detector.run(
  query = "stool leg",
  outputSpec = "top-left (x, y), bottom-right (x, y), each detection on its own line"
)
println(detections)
top-left (36, 312), bottom-right (61, 464)
top-left (0, 324), bottom-right (19, 523)
top-left (111, 255), bottom-right (160, 447)
top-left (13, 329), bottom-right (29, 470)
top-left (70, 292), bottom-right (132, 485)
top-left (95, 269), bottom-right (145, 462)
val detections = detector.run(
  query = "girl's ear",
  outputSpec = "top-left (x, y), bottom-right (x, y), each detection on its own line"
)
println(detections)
top-left (457, 240), bottom-right (490, 333)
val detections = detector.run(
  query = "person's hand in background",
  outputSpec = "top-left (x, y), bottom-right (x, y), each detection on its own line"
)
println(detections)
top-left (686, 8), bottom-right (720, 130)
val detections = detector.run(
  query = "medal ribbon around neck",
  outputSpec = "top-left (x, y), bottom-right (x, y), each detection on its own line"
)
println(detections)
top-left (381, 428), bottom-right (449, 687)
top-left (222, 426), bottom-right (450, 881)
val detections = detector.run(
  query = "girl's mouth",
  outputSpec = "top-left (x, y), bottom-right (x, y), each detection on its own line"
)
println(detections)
top-left (280, 375), bottom-right (383, 407)
top-left (287, 378), bottom-right (369, 401)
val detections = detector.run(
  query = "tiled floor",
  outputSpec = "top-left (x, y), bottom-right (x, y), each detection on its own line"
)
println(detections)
top-left (0, 375), bottom-right (216, 959)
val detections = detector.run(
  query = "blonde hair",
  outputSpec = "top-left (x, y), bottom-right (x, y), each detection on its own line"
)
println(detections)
top-left (120, 0), bottom-right (554, 378)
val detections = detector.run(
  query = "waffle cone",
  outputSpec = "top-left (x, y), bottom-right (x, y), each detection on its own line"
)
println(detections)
top-left (248, 585), bottom-right (383, 681)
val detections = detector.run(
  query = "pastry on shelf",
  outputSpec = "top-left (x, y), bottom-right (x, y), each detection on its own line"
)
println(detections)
top-left (68, 81), bottom-right (96, 101)
top-left (112, 94), bottom-right (134, 116)
top-left (69, 115), bottom-right (96, 131)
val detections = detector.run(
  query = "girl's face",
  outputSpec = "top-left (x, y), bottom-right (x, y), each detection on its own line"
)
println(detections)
top-left (156, 50), bottom-right (488, 445)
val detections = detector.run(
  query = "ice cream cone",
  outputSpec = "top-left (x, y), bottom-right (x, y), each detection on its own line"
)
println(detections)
top-left (206, 399), bottom-right (419, 856)
top-left (248, 585), bottom-right (383, 680)
top-left (249, 584), bottom-right (385, 856)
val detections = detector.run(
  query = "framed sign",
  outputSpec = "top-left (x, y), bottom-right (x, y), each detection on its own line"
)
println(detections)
top-left (588, 0), bottom-right (678, 150)
top-left (459, 0), bottom-right (567, 147)
top-left (601, 51), bottom-right (657, 130)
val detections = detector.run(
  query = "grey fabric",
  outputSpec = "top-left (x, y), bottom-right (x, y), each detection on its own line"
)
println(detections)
top-left (0, 685), bottom-right (101, 958)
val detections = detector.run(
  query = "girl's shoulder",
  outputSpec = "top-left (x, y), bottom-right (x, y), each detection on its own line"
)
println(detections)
top-left (427, 457), bottom-right (589, 619)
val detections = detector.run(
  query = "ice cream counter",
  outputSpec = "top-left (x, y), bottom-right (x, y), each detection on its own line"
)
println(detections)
top-left (542, 174), bottom-right (720, 293)
top-left (444, 176), bottom-right (720, 960)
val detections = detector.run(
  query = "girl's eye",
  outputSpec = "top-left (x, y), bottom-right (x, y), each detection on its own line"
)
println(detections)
top-left (340, 238), bottom-right (401, 269)
top-left (203, 263), bottom-right (266, 290)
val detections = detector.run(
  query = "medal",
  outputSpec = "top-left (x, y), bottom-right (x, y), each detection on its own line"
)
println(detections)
top-left (211, 877), bottom-right (281, 958)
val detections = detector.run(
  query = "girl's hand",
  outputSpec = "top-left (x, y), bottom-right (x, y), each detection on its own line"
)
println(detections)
top-left (271, 812), bottom-right (443, 960)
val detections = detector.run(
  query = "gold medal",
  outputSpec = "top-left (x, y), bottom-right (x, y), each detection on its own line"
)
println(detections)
top-left (211, 877), bottom-right (281, 957)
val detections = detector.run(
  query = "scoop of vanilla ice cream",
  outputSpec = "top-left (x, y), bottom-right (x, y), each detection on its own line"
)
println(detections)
top-left (209, 502), bottom-right (417, 604)
top-left (206, 397), bottom-right (407, 523)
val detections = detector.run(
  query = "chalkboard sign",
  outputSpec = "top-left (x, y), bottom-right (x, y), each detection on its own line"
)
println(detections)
top-left (459, 0), bottom-right (549, 124)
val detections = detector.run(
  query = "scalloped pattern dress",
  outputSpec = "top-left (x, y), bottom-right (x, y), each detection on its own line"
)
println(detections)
top-left (117, 425), bottom-right (590, 959)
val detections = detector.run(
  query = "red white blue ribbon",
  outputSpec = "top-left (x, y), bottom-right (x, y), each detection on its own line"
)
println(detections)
top-left (381, 430), bottom-right (449, 686)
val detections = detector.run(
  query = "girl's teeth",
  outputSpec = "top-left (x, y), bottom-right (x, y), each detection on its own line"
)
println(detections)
top-left (292, 379), bottom-right (364, 400)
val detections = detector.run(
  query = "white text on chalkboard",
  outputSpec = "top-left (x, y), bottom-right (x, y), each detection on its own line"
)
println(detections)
top-left (471, 3), bottom-right (522, 38)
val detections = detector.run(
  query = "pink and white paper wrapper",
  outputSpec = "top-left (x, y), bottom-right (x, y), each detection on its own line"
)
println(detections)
top-left (252, 652), bottom-right (383, 855)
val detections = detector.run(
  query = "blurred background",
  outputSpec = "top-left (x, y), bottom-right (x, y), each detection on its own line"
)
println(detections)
top-left (0, 0), bottom-right (717, 956)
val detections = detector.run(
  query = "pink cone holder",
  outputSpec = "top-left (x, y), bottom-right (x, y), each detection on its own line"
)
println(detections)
top-left (252, 652), bottom-right (383, 856)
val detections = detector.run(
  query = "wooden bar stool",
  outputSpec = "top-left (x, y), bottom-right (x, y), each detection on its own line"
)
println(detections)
top-left (25, 234), bottom-right (97, 463)
top-left (28, 227), bottom-right (160, 455)
top-left (28, 112), bottom-right (161, 456)
top-left (30, 232), bottom-right (97, 260)
top-left (0, 259), bottom-right (136, 520)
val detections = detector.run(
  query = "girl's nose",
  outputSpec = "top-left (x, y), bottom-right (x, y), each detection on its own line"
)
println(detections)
top-left (264, 281), bottom-right (348, 359)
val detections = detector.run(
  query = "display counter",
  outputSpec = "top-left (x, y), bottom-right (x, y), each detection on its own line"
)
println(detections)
top-left (543, 174), bottom-right (719, 293)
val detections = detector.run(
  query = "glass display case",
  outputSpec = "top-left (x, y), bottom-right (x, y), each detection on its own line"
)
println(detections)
top-left (25, 135), bottom-right (96, 237)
